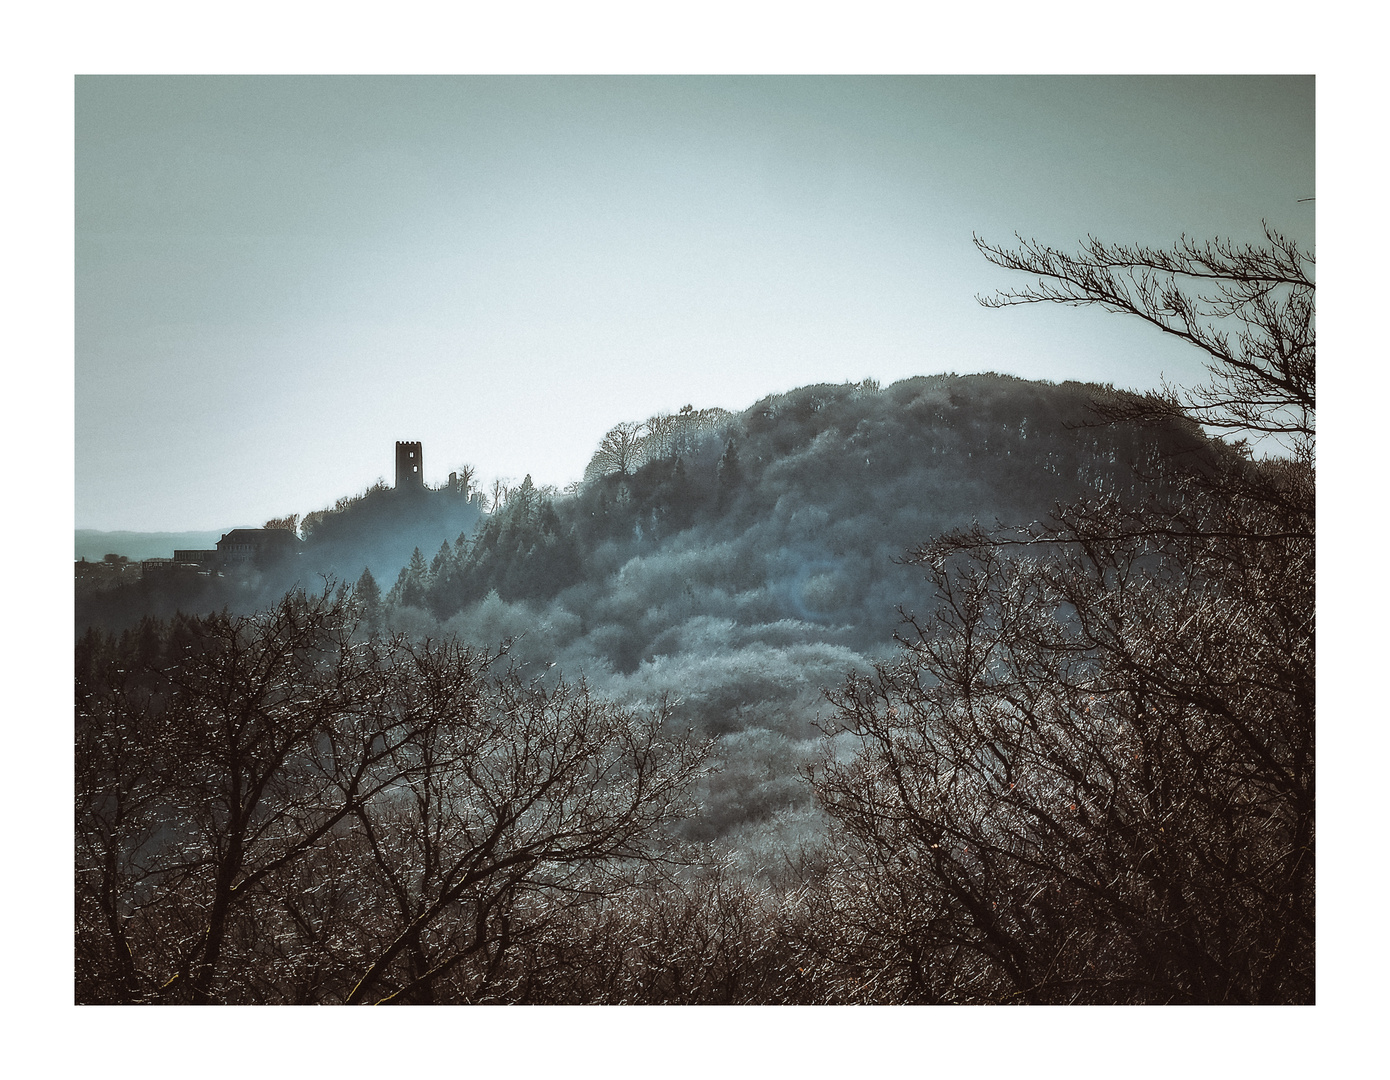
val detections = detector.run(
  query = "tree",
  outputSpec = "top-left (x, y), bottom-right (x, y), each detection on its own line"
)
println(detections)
top-left (429, 540), bottom-right (453, 577)
top-left (263, 513), bottom-right (301, 535)
top-left (75, 591), bottom-right (709, 1004)
top-left (75, 588), bottom-right (412, 1003)
top-left (508, 474), bottom-right (539, 520)
top-left (450, 463), bottom-right (478, 497)
top-left (585, 421), bottom-right (646, 481)
top-left (354, 566), bottom-right (380, 609)
top-left (674, 403), bottom-right (698, 456)
top-left (643, 412), bottom-right (677, 462)
top-left (353, 566), bottom-right (382, 631)
top-left (390, 546), bottom-right (430, 609)
top-left (973, 224), bottom-right (1314, 465)
top-left (337, 654), bottom-right (707, 1004)
top-left (813, 227), bottom-right (1314, 1003)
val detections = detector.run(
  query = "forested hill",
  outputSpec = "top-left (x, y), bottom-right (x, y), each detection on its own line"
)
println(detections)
top-left (372, 372), bottom-right (1210, 837)
top-left (75, 371), bottom-right (1213, 840)
top-left (75, 478), bottom-right (483, 631)
top-left (400, 372), bottom-right (1203, 664)
top-left (80, 372), bottom-right (1210, 682)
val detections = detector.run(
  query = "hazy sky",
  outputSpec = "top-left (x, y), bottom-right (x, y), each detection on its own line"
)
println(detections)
top-left (76, 75), bottom-right (1314, 531)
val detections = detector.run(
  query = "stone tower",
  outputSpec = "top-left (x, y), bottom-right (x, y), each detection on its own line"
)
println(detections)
top-left (395, 441), bottom-right (424, 490)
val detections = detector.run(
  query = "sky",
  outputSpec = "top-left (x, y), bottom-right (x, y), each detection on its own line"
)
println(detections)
top-left (76, 75), bottom-right (1315, 531)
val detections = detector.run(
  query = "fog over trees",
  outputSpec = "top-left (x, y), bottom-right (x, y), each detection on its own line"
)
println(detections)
top-left (76, 226), bottom-right (1312, 1004)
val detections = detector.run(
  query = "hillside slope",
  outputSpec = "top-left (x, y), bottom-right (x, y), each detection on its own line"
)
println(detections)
top-left (380, 373), bottom-right (1207, 836)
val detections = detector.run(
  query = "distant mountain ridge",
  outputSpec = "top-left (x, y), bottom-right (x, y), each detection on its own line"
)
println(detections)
top-left (75, 529), bottom-right (229, 563)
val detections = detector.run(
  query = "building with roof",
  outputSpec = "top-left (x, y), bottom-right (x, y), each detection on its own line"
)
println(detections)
top-left (215, 528), bottom-right (301, 569)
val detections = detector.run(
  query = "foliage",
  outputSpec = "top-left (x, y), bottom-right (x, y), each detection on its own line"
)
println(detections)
top-left (353, 566), bottom-right (381, 611)
top-left (411, 475), bottom-right (583, 616)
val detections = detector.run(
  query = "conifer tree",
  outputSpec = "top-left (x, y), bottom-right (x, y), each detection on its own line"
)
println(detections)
top-left (391, 547), bottom-right (430, 609)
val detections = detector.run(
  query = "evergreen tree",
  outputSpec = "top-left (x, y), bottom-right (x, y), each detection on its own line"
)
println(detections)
top-left (510, 474), bottom-right (539, 521)
top-left (354, 567), bottom-right (381, 628)
top-left (390, 547), bottom-right (430, 609)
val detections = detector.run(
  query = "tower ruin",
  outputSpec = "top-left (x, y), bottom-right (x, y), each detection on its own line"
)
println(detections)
top-left (395, 441), bottom-right (424, 490)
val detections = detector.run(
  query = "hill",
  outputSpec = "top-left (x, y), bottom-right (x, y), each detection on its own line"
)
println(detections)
top-left (372, 372), bottom-right (1209, 838)
top-left (76, 372), bottom-right (1209, 840)
top-left (74, 485), bottom-right (482, 631)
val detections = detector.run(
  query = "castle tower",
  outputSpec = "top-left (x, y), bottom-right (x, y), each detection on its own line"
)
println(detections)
top-left (395, 441), bottom-right (424, 490)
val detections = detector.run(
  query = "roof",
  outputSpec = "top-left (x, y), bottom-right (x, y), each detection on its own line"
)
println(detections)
top-left (217, 528), bottom-right (301, 547)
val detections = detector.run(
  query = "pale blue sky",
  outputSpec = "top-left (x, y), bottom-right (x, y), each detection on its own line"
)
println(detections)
top-left (76, 75), bottom-right (1314, 530)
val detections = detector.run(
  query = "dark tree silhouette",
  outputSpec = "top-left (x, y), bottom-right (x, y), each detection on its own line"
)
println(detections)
top-left (354, 566), bottom-right (380, 604)
top-left (813, 227), bottom-right (1315, 1003)
top-left (75, 588), bottom-right (709, 1004)
top-left (586, 421), bottom-right (646, 480)
top-left (973, 224), bottom-right (1314, 464)
top-left (390, 546), bottom-right (430, 609)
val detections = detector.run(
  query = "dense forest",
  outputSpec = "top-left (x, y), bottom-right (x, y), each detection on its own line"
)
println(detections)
top-left (76, 227), bottom-right (1314, 1003)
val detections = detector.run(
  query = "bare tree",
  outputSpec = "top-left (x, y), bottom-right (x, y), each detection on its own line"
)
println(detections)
top-left (263, 513), bottom-right (300, 535)
top-left (449, 463), bottom-right (478, 497)
top-left (584, 421), bottom-right (646, 481)
top-left (488, 476), bottom-right (513, 513)
top-left (973, 224), bottom-right (1314, 464)
top-left (818, 485), bottom-right (1313, 1002)
top-left (641, 413), bottom-right (677, 463)
top-left (75, 588), bottom-right (417, 1003)
top-left (813, 226), bottom-right (1315, 1003)
top-left (75, 591), bottom-right (709, 1004)
top-left (339, 655), bottom-right (708, 1004)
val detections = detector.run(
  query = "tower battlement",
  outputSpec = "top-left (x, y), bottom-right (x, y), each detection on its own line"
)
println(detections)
top-left (395, 441), bottom-right (424, 490)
